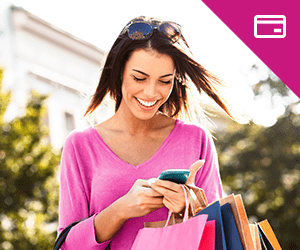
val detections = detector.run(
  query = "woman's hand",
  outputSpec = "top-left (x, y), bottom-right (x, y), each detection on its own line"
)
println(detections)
top-left (117, 179), bottom-right (164, 220)
top-left (151, 179), bottom-right (186, 213)
top-left (115, 160), bottom-right (205, 219)
top-left (150, 160), bottom-right (205, 213)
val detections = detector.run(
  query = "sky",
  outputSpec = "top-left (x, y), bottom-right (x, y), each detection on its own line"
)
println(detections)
top-left (2, 0), bottom-right (289, 126)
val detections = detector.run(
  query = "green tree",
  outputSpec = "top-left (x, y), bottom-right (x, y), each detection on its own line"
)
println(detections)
top-left (0, 67), bottom-right (61, 249)
top-left (215, 68), bottom-right (300, 249)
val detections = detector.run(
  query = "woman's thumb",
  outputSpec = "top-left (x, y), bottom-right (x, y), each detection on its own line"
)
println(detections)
top-left (186, 160), bottom-right (205, 185)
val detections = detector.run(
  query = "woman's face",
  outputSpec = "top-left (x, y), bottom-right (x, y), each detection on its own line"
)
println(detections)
top-left (120, 49), bottom-right (175, 121)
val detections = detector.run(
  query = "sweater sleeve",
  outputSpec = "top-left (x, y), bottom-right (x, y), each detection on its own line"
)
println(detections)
top-left (194, 129), bottom-right (223, 204)
top-left (58, 132), bottom-right (111, 249)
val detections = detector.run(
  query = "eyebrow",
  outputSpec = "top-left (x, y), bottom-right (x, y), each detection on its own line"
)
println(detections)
top-left (132, 69), bottom-right (174, 78)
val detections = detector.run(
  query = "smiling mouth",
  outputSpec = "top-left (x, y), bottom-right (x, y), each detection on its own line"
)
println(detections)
top-left (135, 97), bottom-right (158, 107)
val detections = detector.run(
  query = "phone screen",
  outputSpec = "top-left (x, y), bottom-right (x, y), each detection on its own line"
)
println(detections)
top-left (158, 169), bottom-right (190, 184)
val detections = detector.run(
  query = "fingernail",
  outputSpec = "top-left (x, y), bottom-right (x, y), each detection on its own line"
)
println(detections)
top-left (147, 178), bottom-right (156, 187)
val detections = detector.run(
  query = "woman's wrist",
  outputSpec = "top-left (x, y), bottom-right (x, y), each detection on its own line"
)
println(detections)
top-left (110, 197), bottom-right (130, 221)
top-left (113, 196), bottom-right (133, 221)
top-left (94, 203), bottom-right (126, 243)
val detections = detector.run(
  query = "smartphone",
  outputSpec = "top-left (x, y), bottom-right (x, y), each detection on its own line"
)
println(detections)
top-left (158, 169), bottom-right (190, 184)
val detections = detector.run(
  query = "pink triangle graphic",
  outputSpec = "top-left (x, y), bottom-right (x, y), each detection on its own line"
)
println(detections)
top-left (202, 0), bottom-right (300, 98)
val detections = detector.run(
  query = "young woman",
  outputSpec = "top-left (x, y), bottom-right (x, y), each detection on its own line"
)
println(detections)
top-left (58, 16), bottom-right (239, 249)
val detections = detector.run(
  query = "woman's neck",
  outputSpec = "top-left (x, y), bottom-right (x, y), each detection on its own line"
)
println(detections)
top-left (112, 107), bottom-right (161, 136)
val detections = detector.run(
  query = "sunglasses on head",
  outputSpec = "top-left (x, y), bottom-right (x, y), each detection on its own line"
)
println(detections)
top-left (121, 20), bottom-right (182, 43)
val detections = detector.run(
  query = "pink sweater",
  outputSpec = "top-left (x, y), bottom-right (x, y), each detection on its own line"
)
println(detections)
top-left (58, 119), bottom-right (223, 249)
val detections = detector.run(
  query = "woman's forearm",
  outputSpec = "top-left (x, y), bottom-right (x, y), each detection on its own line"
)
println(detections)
top-left (94, 198), bottom-right (128, 243)
top-left (93, 179), bottom-right (165, 243)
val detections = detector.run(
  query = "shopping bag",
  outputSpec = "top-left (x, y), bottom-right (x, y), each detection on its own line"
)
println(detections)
top-left (192, 188), bottom-right (282, 250)
top-left (250, 223), bottom-right (262, 250)
top-left (221, 202), bottom-right (243, 250)
top-left (219, 194), bottom-right (255, 250)
top-left (131, 214), bottom-right (209, 250)
top-left (198, 220), bottom-right (215, 250)
top-left (257, 220), bottom-right (282, 250)
top-left (196, 200), bottom-right (227, 250)
top-left (186, 184), bottom-right (208, 213)
top-left (131, 185), bottom-right (209, 250)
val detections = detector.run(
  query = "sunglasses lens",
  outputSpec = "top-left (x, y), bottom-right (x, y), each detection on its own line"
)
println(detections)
top-left (159, 22), bottom-right (181, 42)
top-left (127, 22), bottom-right (153, 40)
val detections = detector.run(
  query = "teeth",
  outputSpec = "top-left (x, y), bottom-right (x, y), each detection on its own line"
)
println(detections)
top-left (136, 98), bottom-right (157, 107)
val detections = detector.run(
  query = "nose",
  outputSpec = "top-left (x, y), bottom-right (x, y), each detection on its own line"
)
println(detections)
top-left (143, 81), bottom-right (158, 99)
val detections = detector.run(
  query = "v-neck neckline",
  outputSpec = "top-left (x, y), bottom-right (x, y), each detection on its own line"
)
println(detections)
top-left (90, 119), bottom-right (179, 168)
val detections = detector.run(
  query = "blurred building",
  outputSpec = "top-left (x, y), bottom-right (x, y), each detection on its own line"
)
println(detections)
top-left (0, 4), bottom-right (106, 149)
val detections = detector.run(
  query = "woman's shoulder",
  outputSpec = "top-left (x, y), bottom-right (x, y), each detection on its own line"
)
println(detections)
top-left (175, 119), bottom-right (210, 136)
top-left (64, 126), bottom-right (96, 146)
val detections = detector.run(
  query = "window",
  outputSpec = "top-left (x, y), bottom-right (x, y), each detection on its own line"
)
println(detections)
top-left (64, 112), bottom-right (75, 135)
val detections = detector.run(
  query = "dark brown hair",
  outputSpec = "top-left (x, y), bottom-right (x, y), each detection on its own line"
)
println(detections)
top-left (84, 16), bottom-right (238, 122)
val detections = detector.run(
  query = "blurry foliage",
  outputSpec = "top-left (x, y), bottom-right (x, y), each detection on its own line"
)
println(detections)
top-left (0, 67), bottom-right (61, 250)
top-left (250, 64), bottom-right (291, 98)
top-left (215, 67), bottom-right (300, 250)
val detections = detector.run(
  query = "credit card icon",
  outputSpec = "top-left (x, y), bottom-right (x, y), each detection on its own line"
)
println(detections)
top-left (254, 15), bottom-right (286, 38)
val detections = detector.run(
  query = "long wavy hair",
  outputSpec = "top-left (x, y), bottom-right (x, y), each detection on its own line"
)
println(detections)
top-left (84, 16), bottom-right (240, 123)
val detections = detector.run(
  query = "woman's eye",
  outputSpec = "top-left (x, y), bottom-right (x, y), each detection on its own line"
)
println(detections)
top-left (160, 80), bottom-right (172, 84)
top-left (133, 76), bottom-right (146, 82)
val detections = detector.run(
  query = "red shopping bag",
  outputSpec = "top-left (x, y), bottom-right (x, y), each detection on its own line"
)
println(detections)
top-left (198, 220), bottom-right (215, 250)
top-left (131, 185), bottom-right (211, 250)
